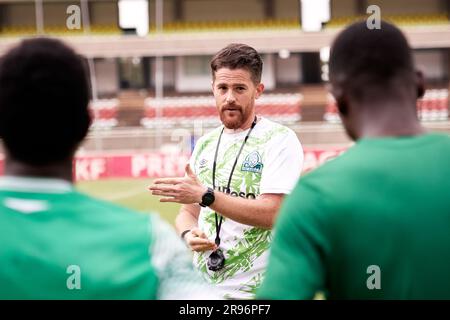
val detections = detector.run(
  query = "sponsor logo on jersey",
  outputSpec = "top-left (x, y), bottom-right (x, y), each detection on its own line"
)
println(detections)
top-left (199, 159), bottom-right (208, 169)
top-left (216, 186), bottom-right (256, 199)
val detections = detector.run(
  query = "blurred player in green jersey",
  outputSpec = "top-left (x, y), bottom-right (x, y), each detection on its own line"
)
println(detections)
top-left (0, 38), bottom-right (217, 299)
top-left (259, 21), bottom-right (450, 299)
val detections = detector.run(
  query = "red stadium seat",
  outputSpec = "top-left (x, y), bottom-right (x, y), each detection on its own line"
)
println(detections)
top-left (141, 93), bottom-right (302, 128)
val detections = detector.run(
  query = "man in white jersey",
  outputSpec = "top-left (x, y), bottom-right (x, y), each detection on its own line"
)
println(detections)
top-left (149, 43), bottom-right (303, 299)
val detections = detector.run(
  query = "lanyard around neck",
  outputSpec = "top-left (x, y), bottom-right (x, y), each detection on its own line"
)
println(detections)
top-left (211, 116), bottom-right (258, 246)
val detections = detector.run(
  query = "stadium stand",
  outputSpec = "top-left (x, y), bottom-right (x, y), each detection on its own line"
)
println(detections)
top-left (324, 93), bottom-right (341, 124)
top-left (326, 14), bottom-right (449, 28)
top-left (140, 93), bottom-right (302, 128)
top-left (1, 14), bottom-right (447, 37)
top-left (155, 14), bottom-right (448, 33)
top-left (0, 26), bottom-right (36, 37)
top-left (89, 99), bottom-right (119, 130)
top-left (417, 89), bottom-right (449, 121)
top-left (324, 89), bottom-right (449, 123)
top-left (0, 0), bottom-right (448, 153)
top-left (151, 18), bottom-right (301, 33)
top-left (0, 24), bottom-right (120, 37)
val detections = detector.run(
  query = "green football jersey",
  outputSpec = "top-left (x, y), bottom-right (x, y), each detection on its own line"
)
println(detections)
top-left (258, 133), bottom-right (450, 299)
top-left (190, 117), bottom-right (303, 299)
top-left (0, 176), bottom-right (216, 299)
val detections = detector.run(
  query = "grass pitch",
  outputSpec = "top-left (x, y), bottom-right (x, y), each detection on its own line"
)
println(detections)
top-left (76, 178), bottom-right (181, 225)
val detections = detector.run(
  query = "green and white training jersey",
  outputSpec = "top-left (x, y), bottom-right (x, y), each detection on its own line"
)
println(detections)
top-left (0, 176), bottom-right (218, 299)
top-left (190, 117), bottom-right (303, 299)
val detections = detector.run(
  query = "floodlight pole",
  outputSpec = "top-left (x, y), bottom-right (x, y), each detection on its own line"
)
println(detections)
top-left (155, 0), bottom-right (164, 150)
top-left (87, 57), bottom-right (102, 150)
top-left (35, 0), bottom-right (44, 34)
top-left (88, 58), bottom-right (99, 102)
top-left (80, 0), bottom-right (91, 34)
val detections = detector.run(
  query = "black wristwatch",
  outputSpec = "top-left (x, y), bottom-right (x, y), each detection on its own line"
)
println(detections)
top-left (200, 187), bottom-right (215, 207)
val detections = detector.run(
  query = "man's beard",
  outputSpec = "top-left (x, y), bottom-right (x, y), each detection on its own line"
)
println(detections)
top-left (220, 105), bottom-right (252, 129)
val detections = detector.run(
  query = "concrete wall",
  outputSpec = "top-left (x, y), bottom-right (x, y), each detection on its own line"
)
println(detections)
top-left (43, 1), bottom-right (73, 27)
top-left (183, 0), bottom-right (264, 22)
top-left (90, 0), bottom-right (118, 25)
top-left (262, 54), bottom-right (275, 90)
top-left (175, 55), bottom-right (211, 92)
top-left (414, 49), bottom-right (448, 81)
top-left (175, 53), bottom-right (275, 92)
top-left (95, 58), bottom-right (119, 96)
top-left (151, 57), bottom-right (176, 88)
top-left (149, 0), bottom-right (176, 25)
top-left (276, 53), bottom-right (302, 85)
top-left (3, 3), bottom-right (36, 27)
top-left (366, 0), bottom-right (441, 15)
top-left (331, 0), bottom-right (357, 18)
top-left (2, 1), bottom-right (118, 29)
top-left (275, 0), bottom-right (300, 20)
top-left (148, 0), bottom-right (300, 23)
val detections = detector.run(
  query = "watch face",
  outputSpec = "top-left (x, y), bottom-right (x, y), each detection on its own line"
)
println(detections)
top-left (202, 192), bottom-right (215, 205)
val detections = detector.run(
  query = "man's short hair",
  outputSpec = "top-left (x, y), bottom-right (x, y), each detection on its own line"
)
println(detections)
top-left (0, 38), bottom-right (91, 165)
top-left (329, 21), bottom-right (415, 103)
top-left (210, 43), bottom-right (263, 84)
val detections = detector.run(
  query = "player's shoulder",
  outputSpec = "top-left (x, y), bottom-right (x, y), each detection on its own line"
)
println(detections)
top-left (259, 117), bottom-right (292, 134)
top-left (257, 117), bottom-right (300, 145)
top-left (194, 125), bottom-right (223, 148)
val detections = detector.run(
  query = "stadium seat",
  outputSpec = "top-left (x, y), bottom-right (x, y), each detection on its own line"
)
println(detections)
top-left (417, 89), bottom-right (449, 122)
top-left (325, 89), bottom-right (449, 123)
top-left (0, 24), bottom-right (120, 36)
top-left (325, 14), bottom-right (449, 29)
top-left (141, 93), bottom-right (302, 128)
top-left (323, 93), bottom-right (341, 123)
top-left (90, 99), bottom-right (119, 130)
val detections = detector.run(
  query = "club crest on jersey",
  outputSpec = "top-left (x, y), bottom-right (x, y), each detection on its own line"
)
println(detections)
top-left (241, 151), bottom-right (263, 173)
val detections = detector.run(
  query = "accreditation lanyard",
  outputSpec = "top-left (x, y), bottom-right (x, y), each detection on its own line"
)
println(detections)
top-left (211, 116), bottom-right (258, 247)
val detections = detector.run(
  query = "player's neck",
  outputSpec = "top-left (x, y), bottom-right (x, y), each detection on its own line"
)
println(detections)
top-left (356, 105), bottom-right (426, 139)
top-left (4, 157), bottom-right (74, 183)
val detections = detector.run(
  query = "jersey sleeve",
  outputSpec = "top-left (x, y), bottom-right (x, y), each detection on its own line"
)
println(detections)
top-left (257, 180), bottom-right (329, 299)
top-left (259, 129), bottom-right (304, 195)
top-left (148, 214), bottom-right (221, 300)
top-left (189, 134), bottom-right (206, 176)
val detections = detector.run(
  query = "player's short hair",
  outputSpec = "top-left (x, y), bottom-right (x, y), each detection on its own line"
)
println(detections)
top-left (210, 43), bottom-right (263, 84)
top-left (0, 37), bottom-right (91, 166)
top-left (329, 20), bottom-right (416, 103)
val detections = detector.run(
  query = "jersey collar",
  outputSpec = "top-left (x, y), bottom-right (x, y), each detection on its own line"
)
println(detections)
top-left (0, 176), bottom-right (73, 194)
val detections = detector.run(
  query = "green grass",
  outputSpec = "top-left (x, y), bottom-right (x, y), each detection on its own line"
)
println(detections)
top-left (76, 178), bottom-right (181, 226)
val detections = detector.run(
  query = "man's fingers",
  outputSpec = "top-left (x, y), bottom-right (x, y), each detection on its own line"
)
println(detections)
top-left (186, 229), bottom-right (216, 252)
top-left (153, 178), bottom-right (182, 185)
top-left (151, 190), bottom-right (178, 197)
top-left (148, 185), bottom-right (178, 193)
top-left (190, 229), bottom-right (208, 239)
top-left (160, 197), bottom-right (180, 203)
top-left (190, 243), bottom-right (217, 252)
top-left (149, 185), bottom-right (178, 197)
top-left (191, 246), bottom-right (215, 252)
top-left (188, 237), bottom-right (214, 246)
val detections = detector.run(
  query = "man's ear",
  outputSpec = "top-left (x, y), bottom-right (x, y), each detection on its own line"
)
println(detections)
top-left (255, 83), bottom-right (264, 99)
top-left (336, 95), bottom-right (349, 117)
top-left (415, 70), bottom-right (425, 99)
top-left (330, 83), bottom-right (349, 116)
